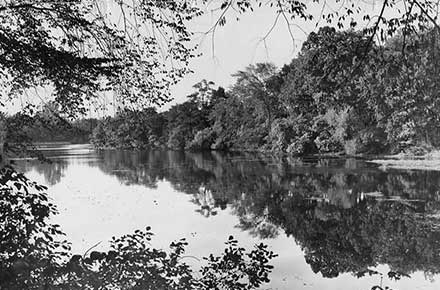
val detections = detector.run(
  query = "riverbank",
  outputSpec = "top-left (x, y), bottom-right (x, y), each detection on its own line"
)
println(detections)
top-left (370, 150), bottom-right (440, 171)
top-left (53, 141), bottom-right (440, 172)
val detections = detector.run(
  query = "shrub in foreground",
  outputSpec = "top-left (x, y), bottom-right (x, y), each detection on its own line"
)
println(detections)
top-left (0, 165), bottom-right (277, 289)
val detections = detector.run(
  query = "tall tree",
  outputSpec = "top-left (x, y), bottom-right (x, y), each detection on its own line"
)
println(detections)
top-left (231, 63), bottom-right (282, 132)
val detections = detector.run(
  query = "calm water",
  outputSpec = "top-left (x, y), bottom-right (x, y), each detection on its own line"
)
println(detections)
top-left (15, 144), bottom-right (440, 290)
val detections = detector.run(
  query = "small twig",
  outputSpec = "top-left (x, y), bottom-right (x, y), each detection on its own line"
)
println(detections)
top-left (413, 0), bottom-right (440, 32)
top-left (177, 255), bottom-right (201, 262)
top-left (83, 241), bottom-right (102, 258)
top-left (277, 0), bottom-right (296, 51)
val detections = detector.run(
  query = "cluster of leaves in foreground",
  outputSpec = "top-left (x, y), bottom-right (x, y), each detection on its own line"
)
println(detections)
top-left (0, 165), bottom-right (69, 288)
top-left (0, 165), bottom-right (277, 290)
top-left (90, 27), bottom-right (440, 155)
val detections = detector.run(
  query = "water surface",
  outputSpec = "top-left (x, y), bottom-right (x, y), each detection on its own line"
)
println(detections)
top-left (16, 144), bottom-right (440, 290)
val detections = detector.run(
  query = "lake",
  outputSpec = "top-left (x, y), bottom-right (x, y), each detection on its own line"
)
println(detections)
top-left (15, 143), bottom-right (440, 290)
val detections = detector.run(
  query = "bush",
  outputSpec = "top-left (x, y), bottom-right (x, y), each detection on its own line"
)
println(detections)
top-left (314, 131), bottom-right (343, 153)
top-left (403, 142), bottom-right (434, 156)
top-left (268, 116), bottom-right (316, 155)
top-left (0, 166), bottom-right (278, 290)
top-left (344, 139), bottom-right (360, 155)
top-left (312, 108), bottom-right (351, 153)
top-left (287, 133), bottom-right (313, 156)
top-left (356, 127), bottom-right (388, 154)
top-left (167, 126), bottom-right (188, 150)
top-left (187, 128), bottom-right (217, 150)
top-left (234, 126), bottom-right (267, 150)
top-left (266, 118), bottom-right (295, 152)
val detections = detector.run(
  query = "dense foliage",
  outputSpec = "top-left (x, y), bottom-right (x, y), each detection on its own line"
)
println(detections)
top-left (1, 104), bottom-right (97, 158)
top-left (2, 0), bottom-right (439, 153)
top-left (91, 27), bottom-right (440, 155)
top-left (90, 80), bottom-right (225, 150)
top-left (1, 0), bottom-right (438, 116)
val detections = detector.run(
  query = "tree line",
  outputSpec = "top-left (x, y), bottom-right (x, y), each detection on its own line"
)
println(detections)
top-left (3, 26), bottom-right (440, 156)
top-left (1, 102), bottom-right (98, 149)
top-left (90, 26), bottom-right (440, 156)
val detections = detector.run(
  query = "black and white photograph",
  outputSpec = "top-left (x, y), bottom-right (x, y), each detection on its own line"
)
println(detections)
top-left (2, 1), bottom-right (440, 289)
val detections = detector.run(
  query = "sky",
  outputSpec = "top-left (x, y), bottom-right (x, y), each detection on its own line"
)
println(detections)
top-left (166, 0), bottom-right (385, 110)
top-left (2, 3), bottom-right (312, 115)
top-left (167, 4), bottom-right (314, 110)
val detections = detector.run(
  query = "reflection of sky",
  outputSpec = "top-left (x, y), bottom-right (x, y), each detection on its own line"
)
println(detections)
top-left (19, 145), bottom-right (440, 290)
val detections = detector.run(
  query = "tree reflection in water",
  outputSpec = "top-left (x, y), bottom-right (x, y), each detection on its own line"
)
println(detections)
top-left (17, 149), bottom-right (440, 289)
top-left (0, 165), bottom-right (277, 289)
top-left (95, 151), bottom-right (440, 280)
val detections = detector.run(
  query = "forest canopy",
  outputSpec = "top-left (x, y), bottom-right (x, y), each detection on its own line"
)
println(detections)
top-left (1, 0), bottom-right (440, 119)
top-left (87, 26), bottom-right (440, 155)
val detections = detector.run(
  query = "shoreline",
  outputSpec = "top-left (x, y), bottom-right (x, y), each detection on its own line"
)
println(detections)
top-left (369, 151), bottom-right (440, 171)
top-left (36, 142), bottom-right (440, 171)
top-left (95, 145), bottom-right (440, 171)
